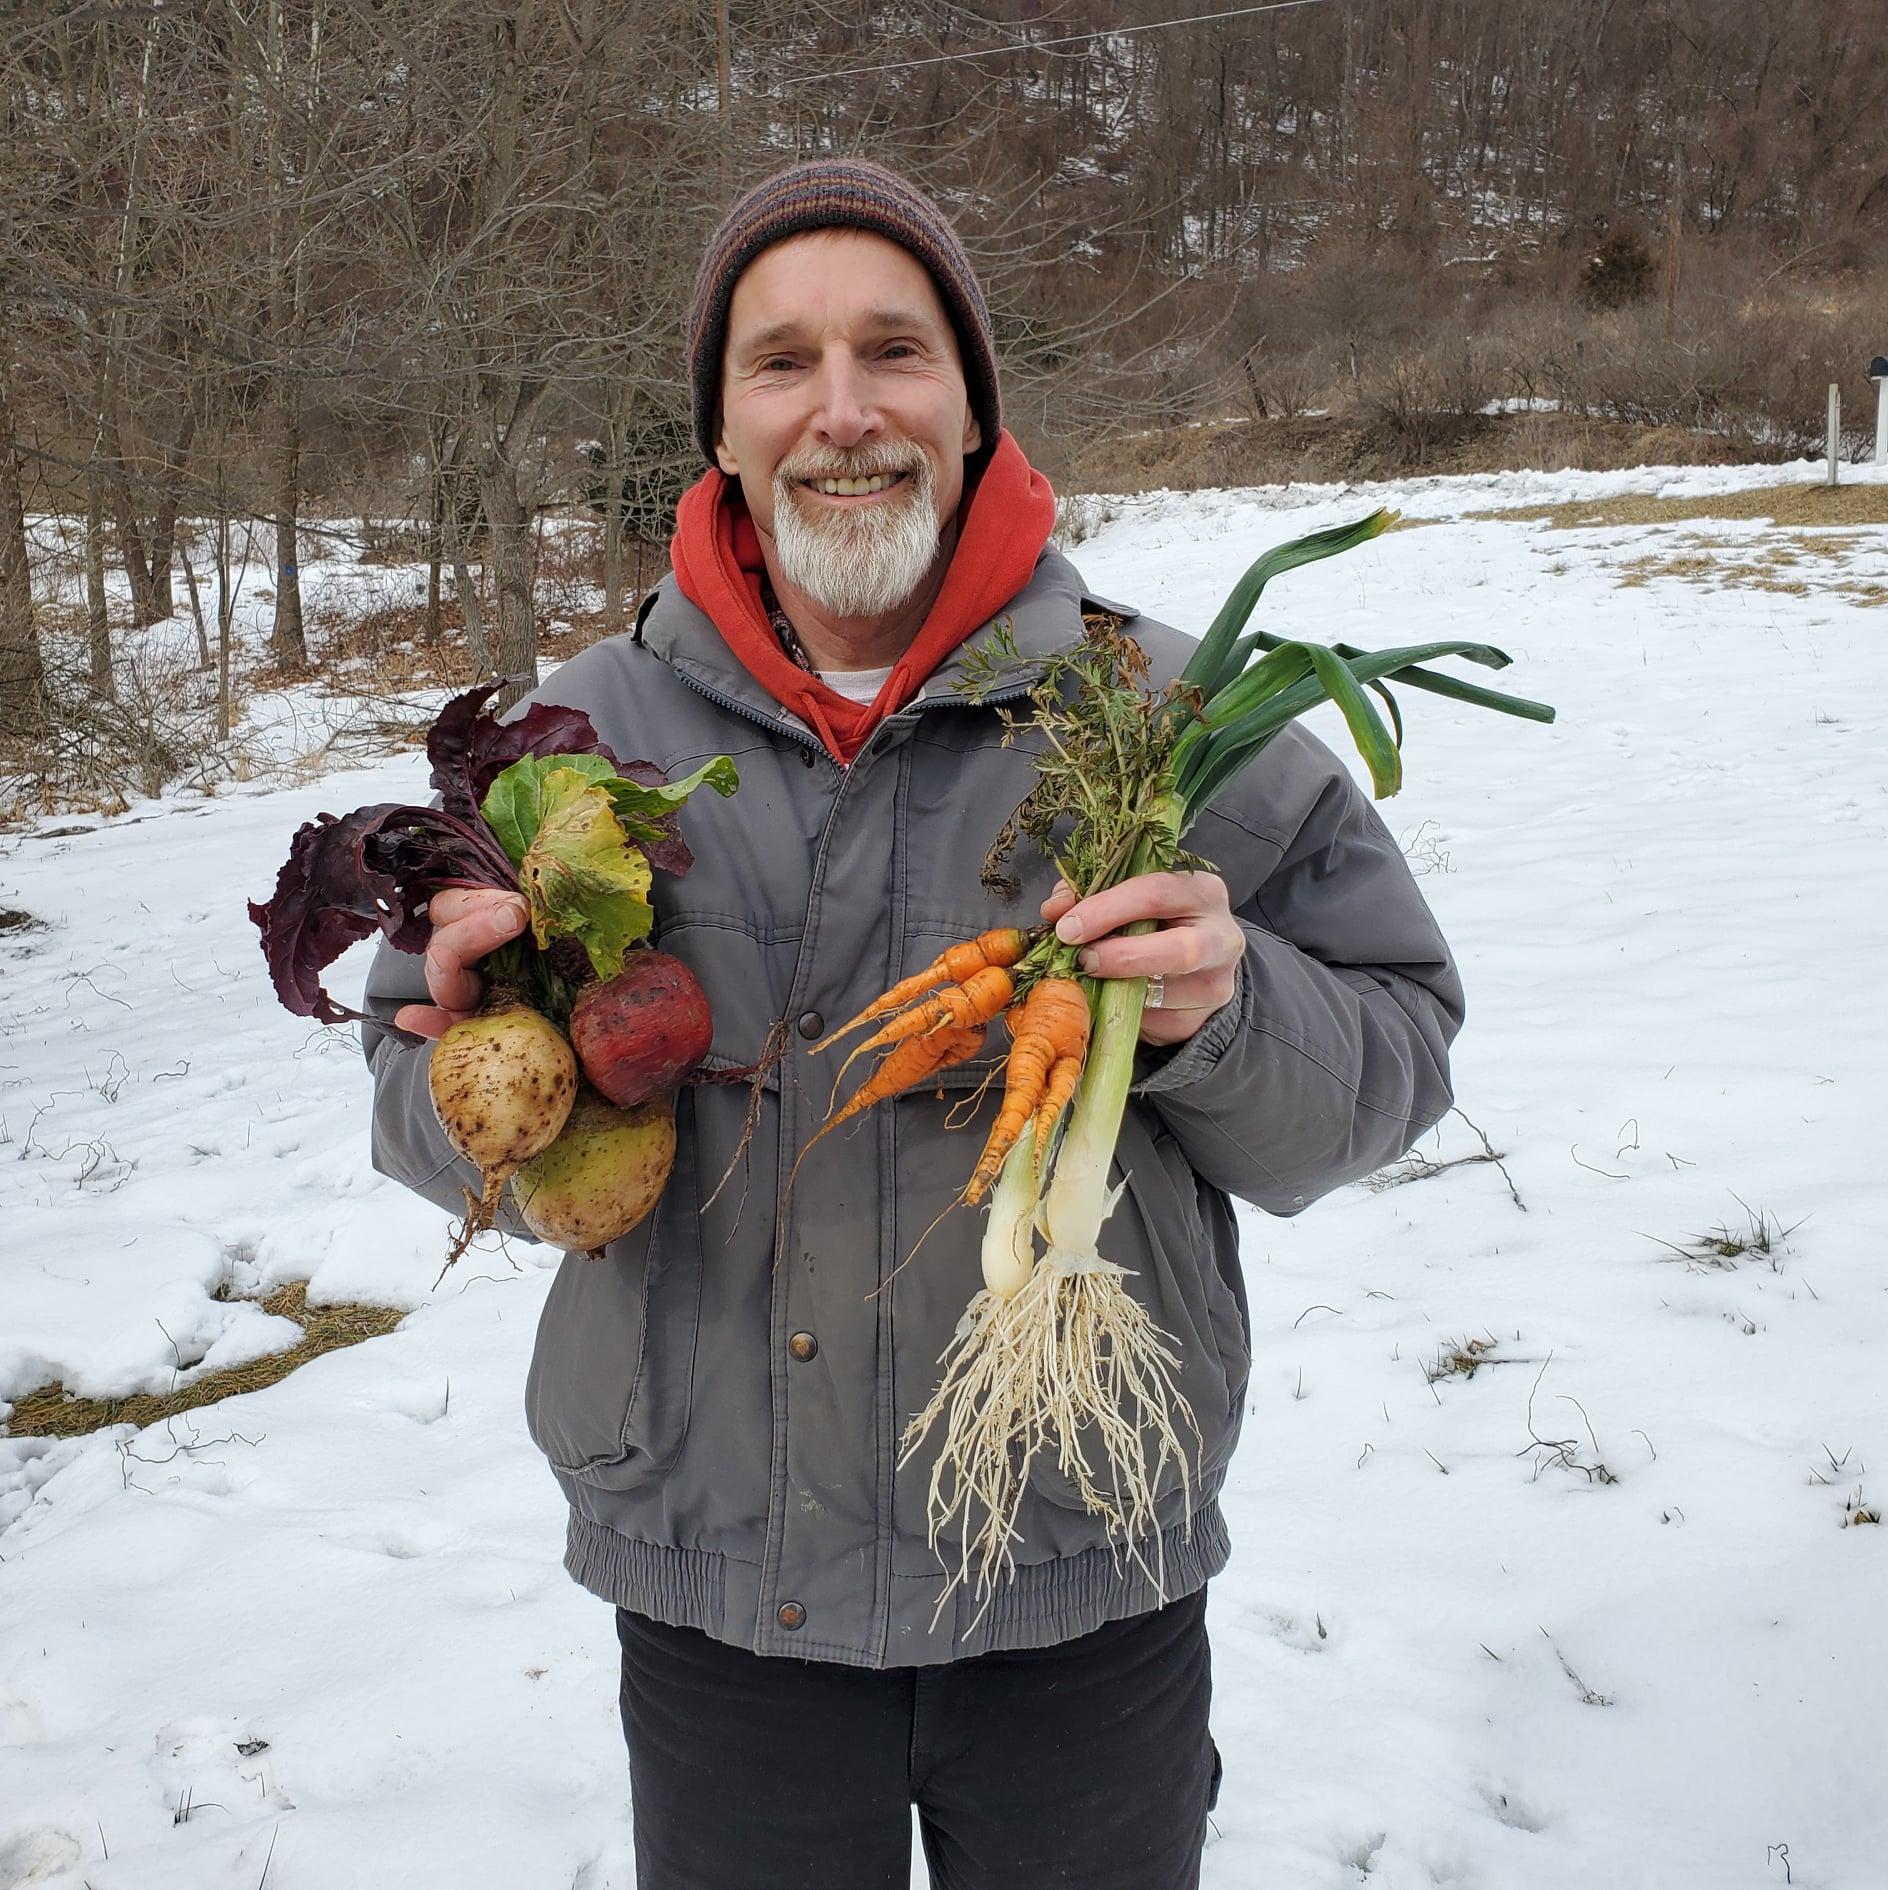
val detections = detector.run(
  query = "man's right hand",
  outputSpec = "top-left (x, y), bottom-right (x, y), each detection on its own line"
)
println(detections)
top-left (393, 888), bottom-right (530, 1041)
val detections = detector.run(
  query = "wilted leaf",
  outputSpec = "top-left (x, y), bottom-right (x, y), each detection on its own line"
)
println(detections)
top-left (516, 769), bottom-right (654, 978)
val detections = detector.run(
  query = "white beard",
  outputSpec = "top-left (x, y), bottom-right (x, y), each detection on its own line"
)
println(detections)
top-left (770, 448), bottom-right (942, 620)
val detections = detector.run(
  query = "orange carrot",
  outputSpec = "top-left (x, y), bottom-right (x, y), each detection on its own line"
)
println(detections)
top-left (963, 978), bottom-right (1089, 1205)
top-left (830, 965), bottom-right (1017, 1096)
top-left (803, 1025), bottom-right (986, 1156)
top-left (808, 929), bottom-right (1030, 1050)
top-left (787, 1025), bottom-right (985, 1199)
top-left (1030, 1053), bottom-right (1085, 1166)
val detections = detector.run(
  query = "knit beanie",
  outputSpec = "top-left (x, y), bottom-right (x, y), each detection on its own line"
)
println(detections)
top-left (685, 159), bottom-right (1002, 468)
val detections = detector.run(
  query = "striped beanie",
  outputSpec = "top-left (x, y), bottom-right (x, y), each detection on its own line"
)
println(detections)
top-left (685, 159), bottom-right (1001, 467)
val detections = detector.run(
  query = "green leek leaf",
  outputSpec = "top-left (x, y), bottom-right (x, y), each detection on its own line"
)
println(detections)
top-left (1179, 510), bottom-right (1396, 703)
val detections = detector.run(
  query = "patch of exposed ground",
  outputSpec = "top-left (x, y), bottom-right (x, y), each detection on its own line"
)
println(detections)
top-left (1497, 505), bottom-right (1888, 606)
top-left (3, 1282), bottom-right (407, 1440)
top-left (1466, 483), bottom-right (1888, 531)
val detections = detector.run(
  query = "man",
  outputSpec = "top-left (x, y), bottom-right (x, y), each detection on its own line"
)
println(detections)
top-left (363, 160), bottom-right (1462, 1889)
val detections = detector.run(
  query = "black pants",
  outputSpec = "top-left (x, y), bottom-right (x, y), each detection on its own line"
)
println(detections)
top-left (616, 1588), bottom-right (1220, 1890)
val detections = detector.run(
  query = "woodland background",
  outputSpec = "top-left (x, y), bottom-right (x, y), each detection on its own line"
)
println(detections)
top-left (3, 0), bottom-right (1886, 791)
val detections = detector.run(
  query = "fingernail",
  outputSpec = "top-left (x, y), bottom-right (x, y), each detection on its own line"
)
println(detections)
top-left (1078, 949), bottom-right (1099, 974)
top-left (1056, 914), bottom-right (1084, 944)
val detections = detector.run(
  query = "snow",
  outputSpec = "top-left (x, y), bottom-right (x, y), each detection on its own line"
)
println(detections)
top-left (4, 462), bottom-right (1886, 1888)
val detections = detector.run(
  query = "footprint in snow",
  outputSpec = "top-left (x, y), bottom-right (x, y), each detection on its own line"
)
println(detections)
top-left (1260, 1606), bottom-right (1331, 1653)
top-left (0, 1828), bottom-right (84, 1889)
top-left (1340, 1829), bottom-right (1387, 1878)
top-left (1474, 1778), bottom-right (1552, 1833)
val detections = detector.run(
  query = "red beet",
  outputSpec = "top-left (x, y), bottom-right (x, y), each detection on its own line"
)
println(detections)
top-left (569, 951), bottom-right (713, 1107)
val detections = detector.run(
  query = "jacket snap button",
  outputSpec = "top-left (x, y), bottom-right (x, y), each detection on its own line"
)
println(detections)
top-left (777, 1601), bottom-right (806, 1631)
top-left (796, 1010), bottom-right (824, 1041)
top-left (788, 1331), bottom-right (818, 1362)
top-left (798, 745), bottom-right (816, 767)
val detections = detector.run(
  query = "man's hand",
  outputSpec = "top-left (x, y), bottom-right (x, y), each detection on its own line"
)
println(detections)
top-left (392, 888), bottom-right (530, 1041)
top-left (1040, 872), bottom-right (1243, 1047)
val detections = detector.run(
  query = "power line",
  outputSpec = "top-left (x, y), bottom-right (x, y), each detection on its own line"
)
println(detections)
top-left (776, 0), bottom-right (1338, 89)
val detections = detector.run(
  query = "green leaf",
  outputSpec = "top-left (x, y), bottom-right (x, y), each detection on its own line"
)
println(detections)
top-left (1176, 637), bottom-right (1556, 819)
top-left (1196, 641), bottom-right (1316, 726)
top-left (1300, 642), bottom-right (1402, 796)
top-left (1348, 659), bottom-right (1557, 723)
top-left (1367, 678), bottom-right (1405, 750)
top-left (602, 754), bottom-right (740, 831)
top-left (482, 753), bottom-right (617, 866)
top-left (516, 768), bottom-right (654, 978)
top-left (1179, 509), bottom-right (1396, 702)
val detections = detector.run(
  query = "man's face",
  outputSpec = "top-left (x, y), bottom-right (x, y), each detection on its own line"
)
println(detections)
top-left (715, 229), bottom-right (983, 620)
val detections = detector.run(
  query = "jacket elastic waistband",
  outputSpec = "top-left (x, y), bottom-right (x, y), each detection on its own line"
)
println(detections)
top-left (563, 1502), bottom-right (1231, 1670)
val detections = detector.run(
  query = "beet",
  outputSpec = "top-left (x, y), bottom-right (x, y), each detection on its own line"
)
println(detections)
top-left (568, 950), bottom-right (713, 1106)
top-left (513, 1089), bottom-right (676, 1259)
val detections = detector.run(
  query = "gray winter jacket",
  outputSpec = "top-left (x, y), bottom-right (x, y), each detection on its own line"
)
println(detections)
top-left (360, 546), bottom-right (1463, 1669)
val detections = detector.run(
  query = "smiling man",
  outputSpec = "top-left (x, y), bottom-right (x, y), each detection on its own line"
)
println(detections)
top-left (362, 159), bottom-right (1465, 1889)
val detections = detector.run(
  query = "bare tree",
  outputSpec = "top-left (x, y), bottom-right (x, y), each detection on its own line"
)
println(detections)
top-left (0, 355), bottom-right (47, 741)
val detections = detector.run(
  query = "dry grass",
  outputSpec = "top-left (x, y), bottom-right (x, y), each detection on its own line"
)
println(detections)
top-left (269, 591), bottom-right (633, 699)
top-left (1064, 410), bottom-right (1779, 494)
top-left (1645, 1201), bottom-right (1802, 1274)
top-left (1523, 505), bottom-right (1888, 606)
top-left (3, 1281), bottom-right (407, 1440)
top-left (1467, 482), bottom-right (1888, 531)
top-left (1426, 1334), bottom-right (1499, 1383)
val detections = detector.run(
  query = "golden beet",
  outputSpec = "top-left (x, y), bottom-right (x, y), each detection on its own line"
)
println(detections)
top-left (513, 1087), bottom-right (677, 1259)
top-left (428, 1000), bottom-right (578, 1241)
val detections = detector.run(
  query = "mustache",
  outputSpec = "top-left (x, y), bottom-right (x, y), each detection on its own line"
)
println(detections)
top-left (776, 443), bottom-right (927, 484)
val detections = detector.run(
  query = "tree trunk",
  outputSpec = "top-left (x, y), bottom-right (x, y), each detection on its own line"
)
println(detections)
top-left (0, 366), bottom-right (48, 741)
top-left (265, 0), bottom-right (307, 668)
top-left (85, 469), bottom-right (114, 700)
top-left (479, 454), bottom-right (536, 707)
top-left (270, 379), bottom-right (306, 665)
top-left (426, 464), bottom-right (443, 643)
top-left (214, 496), bottom-right (233, 743)
top-left (109, 466), bottom-right (161, 627)
top-left (178, 529), bottom-right (212, 669)
top-left (452, 557), bottom-right (488, 676)
top-left (604, 491), bottom-right (625, 630)
top-left (146, 409), bottom-right (194, 620)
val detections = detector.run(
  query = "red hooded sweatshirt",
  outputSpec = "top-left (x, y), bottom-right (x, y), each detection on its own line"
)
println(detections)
top-left (669, 430), bottom-right (1056, 763)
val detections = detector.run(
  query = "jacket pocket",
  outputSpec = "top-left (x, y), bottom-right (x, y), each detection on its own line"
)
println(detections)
top-left (523, 1093), bottom-right (704, 1490)
top-left (1023, 1110), bottom-right (1247, 1517)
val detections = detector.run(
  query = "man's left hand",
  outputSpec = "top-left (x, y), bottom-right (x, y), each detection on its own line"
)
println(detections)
top-left (1040, 872), bottom-right (1244, 1047)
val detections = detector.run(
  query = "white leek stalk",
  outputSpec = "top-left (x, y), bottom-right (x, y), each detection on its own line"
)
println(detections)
top-left (978, 1136), bottom-right (1039, 1300)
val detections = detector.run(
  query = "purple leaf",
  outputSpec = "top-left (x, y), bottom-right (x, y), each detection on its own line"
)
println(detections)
top-left (248, 803), bottom-right (518, 1025)
top-left (426, 679), bottom-right (625, 821)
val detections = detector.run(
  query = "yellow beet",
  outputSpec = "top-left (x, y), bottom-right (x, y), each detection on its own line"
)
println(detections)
top-left (513, 1087), bottom-right (677, 1259)
top-left (428, 1000), bottom-right (578, 1243)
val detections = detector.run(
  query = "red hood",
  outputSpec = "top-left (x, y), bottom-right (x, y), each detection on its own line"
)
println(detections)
top-left (668, 431), bottom-right (1056, 763)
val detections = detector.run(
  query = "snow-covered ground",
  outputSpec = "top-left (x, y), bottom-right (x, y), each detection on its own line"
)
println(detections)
top-left (3, 460), bottom-right (1885, 1889)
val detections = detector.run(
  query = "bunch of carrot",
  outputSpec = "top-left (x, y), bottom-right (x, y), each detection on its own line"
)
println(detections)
top-left (803, 926), bottom-right (1092, 1207)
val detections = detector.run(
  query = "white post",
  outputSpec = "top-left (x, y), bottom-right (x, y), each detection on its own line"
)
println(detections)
top-left (1876, 379), bottom-right (1887, 466)
top-left (1827, 383), bottom-right (1840, 487)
